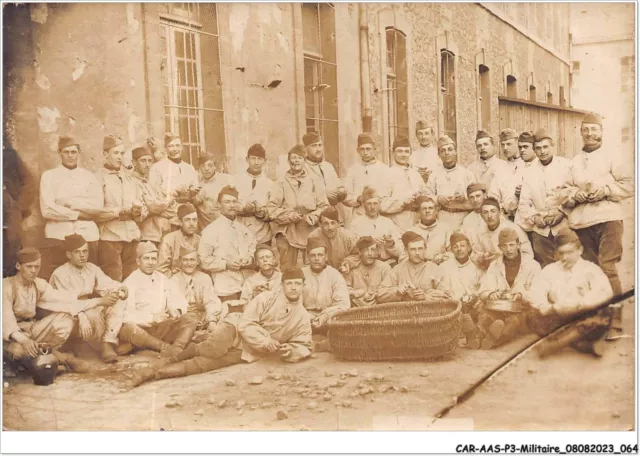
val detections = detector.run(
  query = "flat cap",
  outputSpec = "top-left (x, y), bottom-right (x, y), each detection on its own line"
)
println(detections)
top-left (415, 194), bottom-right (437, 208)
top-left (319, 206), bottom-right (340, 222)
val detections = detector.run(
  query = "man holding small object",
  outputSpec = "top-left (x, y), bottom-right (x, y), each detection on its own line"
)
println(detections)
top-left (239, 245), bottom-right (283, 303)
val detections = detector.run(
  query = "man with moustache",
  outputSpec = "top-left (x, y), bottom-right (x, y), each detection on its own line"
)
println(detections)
top-left (308, 207), bottom-right (359, 270)
top-left (342, 236), bottom-right (392, 307)
top-left (268, 145), bottom-right (329, 270)
top-left (95, 135), bottom-right (148, 282)
top-left (39, 136), bottom-right (103, 280)
top-left (157, 203), bottom-right (200, 277)
top-left (235, 143), bottom-right (274, 245)
top-left (518, 129), bottom-right (572, 267)
top-left (461, 183), bottom-right (488, 242)
top-left (343, 133), bottom-right (389, 219)
top-left (193, 153), bottom-right (234, 231)
top-left (380, 136), bottom-right (426, 231)
top-left (131, 145), bottom-right (177, 245)
top-left (240, 245), bottom-right (283, 303)
top-left (411, 121), bottom-right (441, 183)
top-left (405, 195), bottom-right (453, 265)
top-left (513, 132), bottom-right (540, 244)
top-left (469, 130), bottom-right (511, 190)
top-left (425, 135), bottom-right (475, 229)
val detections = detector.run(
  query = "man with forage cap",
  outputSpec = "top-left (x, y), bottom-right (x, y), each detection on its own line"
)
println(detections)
top-left (342, 133), bottom-right (390, 219)
top-left (157, 203), bottom-right (201, 277)
top-left (4, 248), bottom-right (117, 372)
top-left (469, 130), bottom-right (511, 191)
top-left (267, 144), bottom-right (329, 270)
top-left (411, 120), bottom-right (441, 183)
top-left (199, 185), bottom-right (257, 308)
top-left (461, 183), bottom-right (488, 243)
top-left (234, 143), bottom-right (274, 245)
top-left (131, 145), bottom-right (178, 244)
top-left (434, 232), bottom-right (483, 302)
top-left (380, 136), bottom-right (426, 231)
top-left (308, 206), bottom-right (359, 270)
top-left (377, 231), bottom-right (451, 303)
top-left (192, 152), bottom-right (234, 231)
top-left (425, 135), bottom-right (475, 230)
top-left (402, 195), bottom-right (453, 265)
top-left (103, 241), bottom-right (198, 358)
top-left (517, 128), bottom-right (572, 267)
top-left (349, 186), bottom-right (404, 264)
top-left (513, 131), bottom-right (540, 243)
top-left (342, 236), bottom-right (392, 307)
top-left (39, 135), bottom-right (104, 281)
top-left (130, 266), bottom-right (312, 387)
top-left (239, 244), bottom-right (283, 304)
top-left (49, 234), bottom-right (129, 363)
top-left (487, 128), bottom-right (523, 221)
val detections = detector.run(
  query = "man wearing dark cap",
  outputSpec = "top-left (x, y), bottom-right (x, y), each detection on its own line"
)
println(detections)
top-left (235, 143), bottom-right (274, 245)
top-left (425, 135), bottom-right (475, 229)
top-left (239, 245), bottom-right (282, 303)
top-left (302, 238), bottom-right (350, 332)
top-left (377, 231), bottom-right (451, 303)
top-left (349, 187), bottom-right (404, 264)
top-left (4, 248), bottom-right (116, 372)
top-left (435, 232), bottom-right (483, 301)
top-left (499, 129), bottom-right (523, 174)
top-left (470, 197), bottom-right (533, 270)
top-left (517, 128), bottom-right (572, 267)
top-left (513, 131), bottom-right (540, 242)
top-left (49, 234), bottom-right (128, 362)
top-left (157, 203), bottom-right (201, 277)
top-left (412, 120), bottom-right (440, 182)
top-left (268, 145), bottom-right (329, 270)
top-left (39, 135), bottom-right (103, 280)
top-left (381, 136), bottom-right (426, 231)
top-left (561, 112), bottom-right (633, 311)
top-left (469, 130), bottom-right (510, 190)
top-left (199, 185), bottom-right (257, 308)
top-left (343, 133), bottom-right (389, 219)
top-left (130, 267), bottom-right (312, 387)
top-left (405, 195), bottom-right (453, 265)
top-left (148, 132), bottom-right (199, 216)
top-left (192, 153), bottom-right (233, 231)
top-left (461, 183), bottom-right (488, 242)
top-left (131, 145), bottom-right (177, 244)
top-left (487, 129), bottom-right (523, 221)
top-left (528, 229), bottom-right (614, 357)
top-left (342, 236), bottom-right (392, 307)
top-left (308, 207), bottom-right (359, 269)
top-left (94, 135), bottom-right (149, 282)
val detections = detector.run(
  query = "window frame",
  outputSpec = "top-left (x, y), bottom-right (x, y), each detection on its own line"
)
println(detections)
top-left (436, 32), bottom-right (458, 145)
top-left (385, 26), bottom-right (410, 155)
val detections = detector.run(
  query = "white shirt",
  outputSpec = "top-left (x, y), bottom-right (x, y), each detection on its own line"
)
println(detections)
top-left (343, 160), bottom-right (389, 216)
top-left (435, 257), bottom-right (483, 300)
top-left (148, 158), bottom-right (198, 198)
top-left (468, 155), bottom-right (511, 191)
top-left (411, 146), bottom-right (441, 172)
top-left (235, 170), bottom-right (274, 245)
top-left (350, 214), bottom-right (403, 261)
top-left (381, 164), bottom-right (425, 231)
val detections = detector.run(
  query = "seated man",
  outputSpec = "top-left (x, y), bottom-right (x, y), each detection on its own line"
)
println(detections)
top-left (157, 203), bottom-right (200, 277)
top-left (308, 207), bottom-right (358, 269)
top-left (404, 195), bottom-right (452, 265)
top-left (130, 268), bottom-right (312, 387)
top-left (527, 229), bottom-right (614, 357)
top-left (343, 236), bottom-right (392, 307)
top-left (434, 232), bottom-right (483, 301)
top-left (4, 248), bottom-right (116, 373)
top-left (170, 246), bottom-right (224, 332)
top-left (302, 239), bottom-right (350, 333)
top-left (377, 231), bottom-right (451, 304)
top-left (461, 183), bottom-right (488, 242)
top-left (49, 234), bottom-right (128, 363)
top-left (104, 242), bottom-right (198, 358)
top-left (239, 245), bottom-right (283, 304)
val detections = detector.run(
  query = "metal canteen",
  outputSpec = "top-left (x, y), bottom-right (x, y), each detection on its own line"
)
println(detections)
top-left (30, 346), bottom-right (58, 386)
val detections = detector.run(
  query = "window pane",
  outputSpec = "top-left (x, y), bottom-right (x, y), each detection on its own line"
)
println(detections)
top-left (396, 32), bottom-right (407, 82)
top-left (175, 31), bottom-right (185, 58)
top-left (322, 120), bottom-right (339, 170)
top-left (200, 34), bottom-right (223, 110)
top-left (386, 29), bottom-right (395, 71)
top-left (320, 62), bottom-right (338, 120)
top-left (396, 81), bottom-right (409, 135)
top-left (319, 4), bottom-right (336, 63)
top-left (185, 32), bottom-right (193, 60)
top-left (199, 3), bottom-right (218, 35)
top-left (302, 4), bottom-right (320, 54)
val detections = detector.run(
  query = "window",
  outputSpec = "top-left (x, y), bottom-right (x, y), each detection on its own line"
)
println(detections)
top-left (621, 56), bottom-right (634, 93)
top-left (529, 85), bottom-right (537, 102)
top-left (547, 92), bottom-right (553, 104)
top-left (479, 65), bottom-right (491, 129)
top-left (559, 86), bottom-right (566, 106)
top-left (441, 50), bottom-right (457, 143)
top-left (160, 3), bottom-right (225, 167)
top-left (506, 75), bottom-right (517, 98)
top-left (302, 4), bottom-right (339, 167)
top-left (621, 127), bottom-right (631, 143)
top-left (386, 27), bottom-right (409, 146)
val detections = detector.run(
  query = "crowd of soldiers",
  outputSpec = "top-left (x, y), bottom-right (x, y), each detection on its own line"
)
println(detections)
top-left (2, 111), bottom-right (633, 387)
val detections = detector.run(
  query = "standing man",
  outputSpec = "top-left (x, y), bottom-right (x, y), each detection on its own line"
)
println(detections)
top-left (343, 236), bottom-right (392, 307)
top-left (193, 153), bottom-right (234, 231)
top-left (406, 195), bottom-right (453, 265)
top-left (343, 133), bottom-right (389, 219)
top-left (131, 145), bottom-right (176, 246)
top-left (157, 203), bottom-right (201, 277)
top-left (435, 232), bottom-right (483, 301)
top-left (235, 143), bottom-right (273, 246)
top-left (425, 135), bottom-right (474, 229)
top-left (499, 129), bottom-right (524, 174)
top-left (308, 207), bottom-right (359, 269)
top-left (561, 112), bottom-right (633, 299)
top-left (303, 131), bottom-right (348, 224)
top-left (268, 145), bottom-right (329, 270)
top-left (461, 183), bottom-right (488, 242)
top-left (95, 135), bottom-right (147, 282)
top-left (412, 121), bottom-right (440, 183)
top-left (488, 128), bottom-right (522, 220)
top-left (518, 128), bottom-right (572, 266)
top-left (514, 132), bottom-right (540, 244)
top-left (381, 136), bottom-right (425, 231)
top-left (39, 136), bottom-right (103, 280)
top-left (469, 130), bottom-right (510, 191)
top-left (199, 186), bottom-right (257, 308)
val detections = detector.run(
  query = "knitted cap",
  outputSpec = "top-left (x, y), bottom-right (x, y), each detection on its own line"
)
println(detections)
top-left (164, 132), bottom-right (181, 146)
top-left (218, 185), bottom-right (239, 200)
top-left (415, 194), bottom-right (437, 208)
top-left (555, 229), bottom-right (581, 248)
top-left (361, 186), bottom-right (379, 202)
top-left (288, 144), bottom-right (307, 159)
top-left (306, 237), bottom-right (329, 253)
top-left (450, 231), bottom-right (469, 246)
top-left (415, 120), bottom-right (430, 131)
top-left (178, 245), bottom-right (197, 258)
top-left (476, 130), bottom-right (491, 141)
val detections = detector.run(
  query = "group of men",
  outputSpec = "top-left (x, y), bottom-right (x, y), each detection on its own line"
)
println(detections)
top-left (3, 110), bottom-right (632, 386)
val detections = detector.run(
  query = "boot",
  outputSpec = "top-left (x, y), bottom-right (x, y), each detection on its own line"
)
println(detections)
top-left (129, 329), bottom-right (170, 353)
top-left (100, 343), bottom-right (118, 364)
top-left (477, 314), bottom-right (494, 335)
top-left (160, 319), bottom-right (197, 358)
top-left (502, 316), bottom-right (520, 339)
top-left (130, 367), bottom-right (157, 388)
top-left (53, 351), bottom-right (92, 373)
top-left (481, 320), bottom-right (504, 350)
top-left (460, 314), bottom-right (481, 349)
top-left (116, 343), bottom-right (134, 356)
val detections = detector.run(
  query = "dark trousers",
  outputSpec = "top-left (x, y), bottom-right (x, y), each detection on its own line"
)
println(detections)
top-left (532, 231), bottom-right (560, 268)
top-left (575, 221), bottom-right (624, 296)
top-left (39, 239), bottom-right (98, 281)
top-left (98, 240), bottom-right (139, 282)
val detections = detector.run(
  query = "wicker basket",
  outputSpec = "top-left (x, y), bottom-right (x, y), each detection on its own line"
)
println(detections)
top-left (326, 299), bottom-right (462, 362)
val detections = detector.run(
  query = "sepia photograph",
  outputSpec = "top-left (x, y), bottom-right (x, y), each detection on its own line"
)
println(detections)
top-left (1, 0), bottom-right (637, 447)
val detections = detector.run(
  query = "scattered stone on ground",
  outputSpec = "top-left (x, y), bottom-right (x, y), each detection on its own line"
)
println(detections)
top-left (194, 409), bottom-right (204, 416)
top-left (249, 376), bottom-right (264, 385)
top-left (276, 410), bottom-right (288, 420)
top-left (217, 399), bottom-right (228, 408)
top-left (261, 402), bottom-right (274, 409)
top-left (236, 400), bottom-right (246, 410)
top-left (348, 369), bottom-right (358, 377)
top-left (307, 401), bottom-right (318, 410)
top-left (224, 379), bottom-right (236, 386)
top-left (323, 393), bottom-right (332, 402)
top-left (420, 370), bottom-right (430, 377)
top-left (165, 400), bottom-right (182, 408)
top-left (400, 386), bottom-right (409, 393)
